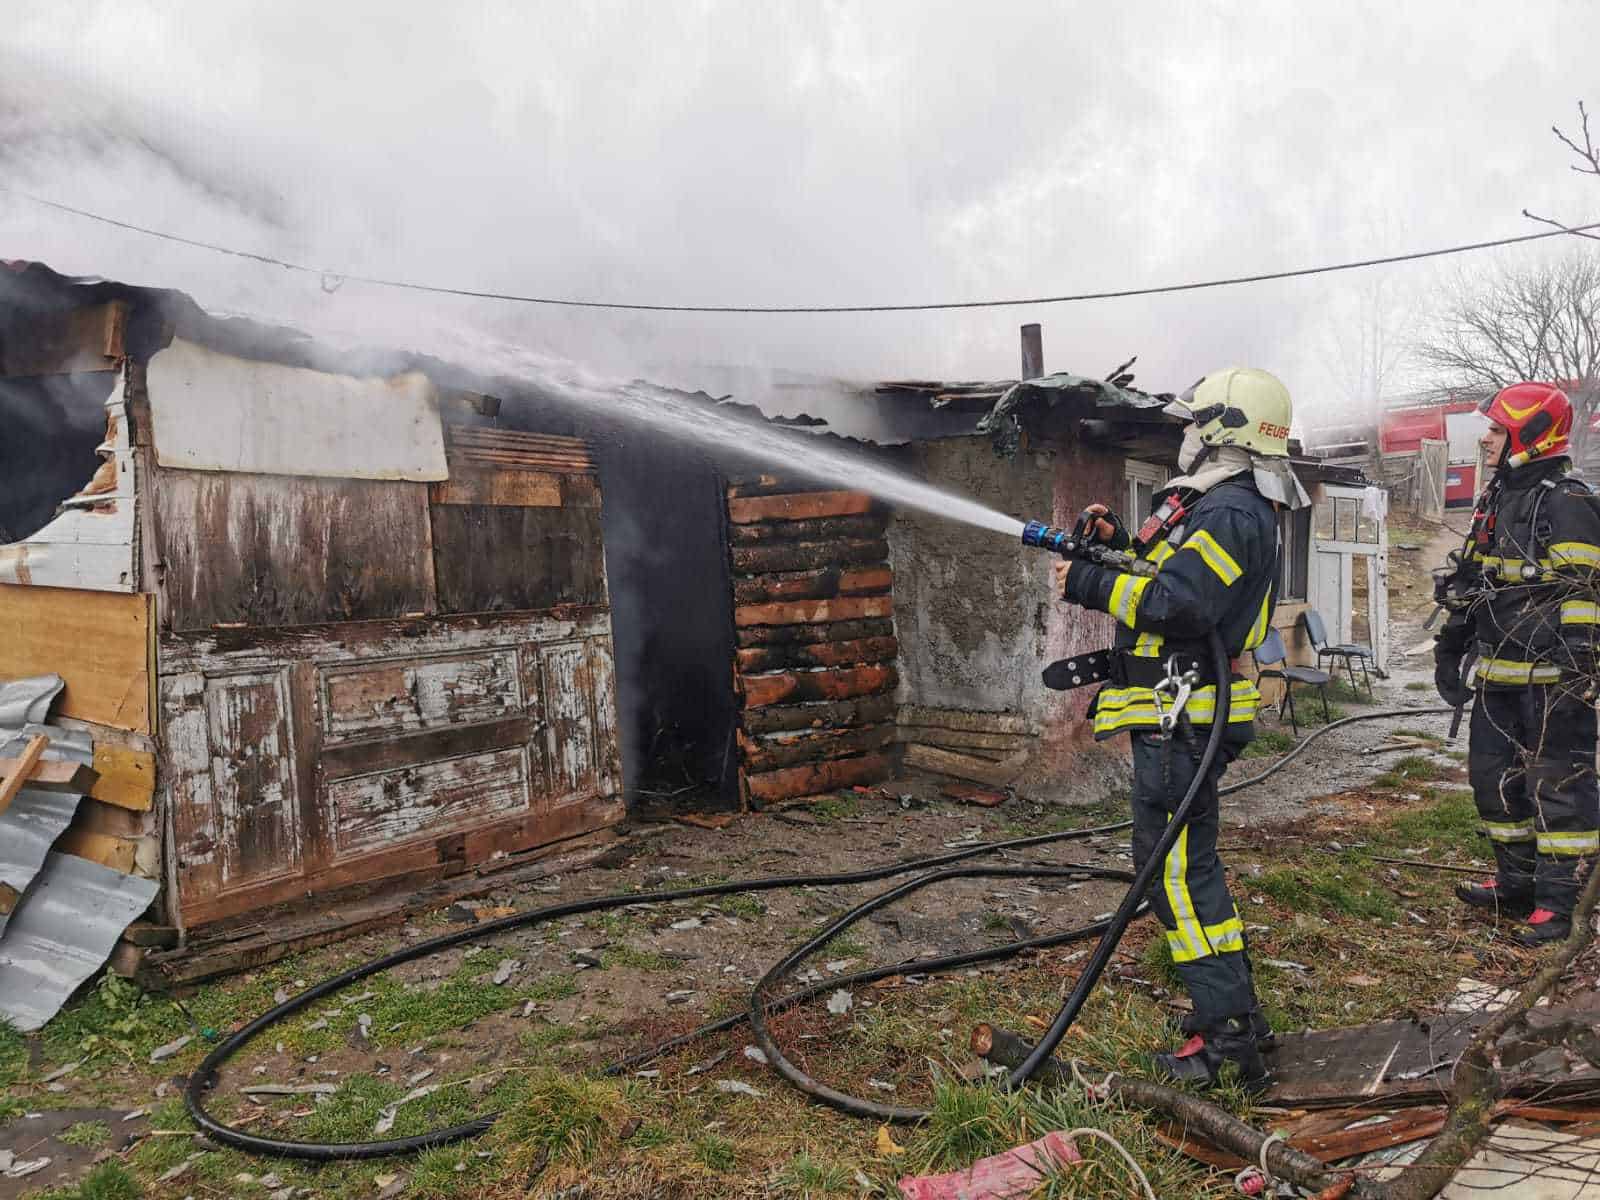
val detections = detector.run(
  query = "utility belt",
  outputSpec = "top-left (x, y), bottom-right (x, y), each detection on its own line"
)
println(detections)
top-left (1043, 647), bottom-right (1235, 692)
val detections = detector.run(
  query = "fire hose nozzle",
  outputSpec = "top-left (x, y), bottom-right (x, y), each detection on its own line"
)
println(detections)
top-left (1021, 520), bottom-right (1071, 554)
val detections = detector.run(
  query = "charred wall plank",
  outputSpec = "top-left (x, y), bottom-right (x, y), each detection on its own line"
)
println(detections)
top-left (152, 470), bottom-right (436, 630)
top-left (735, 617), bottom-right (895, 648)
top-left (730, 515), bottom-right (887, 545)
top-left (735, 595), bottom-right (893, 628)
top-left (732, 566), bottom-right (892, 605)
top-left (732, 538), bottom-right (889, 575)
top-left (727, 490), bottom-right (876, 524)
top-left (741, 724), bottom-right (894, 772)
top-left (745, 753), bottom-right (892, 803)
top-left (741, 695), bottom-right (897, 735)
top-left (429, 503), bottom-right (607, 614)
top-left (735, 636), bottom-right (898, 672)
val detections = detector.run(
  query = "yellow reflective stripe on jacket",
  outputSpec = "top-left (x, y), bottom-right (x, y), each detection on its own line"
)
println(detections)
top-left (1482, 818), bottom-right (1535, 843)
top-left (1091, 680), bottom-right (1261, 736)
top-left (1548, 541), bottom-right (1600, 571)
top-left (1537, 829), bottom-right (1600, 857)
top-left (1561, 600), bottom-right (1600, 625)
top-left (1109, 574), bottom-right (1153, 627)
top-left (1163, 827), bottom-right (1206, 961)
top-left (1166, 915), bottom-right (1247, 963)
top-left (1244, 594), bottom-right (1271, 650)
top-left (1183, 529), bottom-right (1243, 586)
top-left (1131, 632), bottom-right (1165, 658)
top-left (1477, 657), bottom-right (1562, 684)
top-left (1147, 541), bottom-right (1177, 566)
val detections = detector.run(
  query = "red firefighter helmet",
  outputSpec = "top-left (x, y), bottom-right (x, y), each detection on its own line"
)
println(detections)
top-left (1479, 382), bottom-right (1573, 468)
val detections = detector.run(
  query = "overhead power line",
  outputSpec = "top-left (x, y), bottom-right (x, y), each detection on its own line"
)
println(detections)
top-left (6, 185), bottom-right (1599, 315)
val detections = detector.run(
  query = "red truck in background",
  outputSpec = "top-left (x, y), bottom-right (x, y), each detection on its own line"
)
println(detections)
top-left (1380, 400), bottom-right (1487, 507)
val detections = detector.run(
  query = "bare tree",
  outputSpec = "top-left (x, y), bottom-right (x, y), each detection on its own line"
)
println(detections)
top-left (1321, 268), bottom-right (1418, 421)
top-left (1417, 252), bottom-right (1600, 459)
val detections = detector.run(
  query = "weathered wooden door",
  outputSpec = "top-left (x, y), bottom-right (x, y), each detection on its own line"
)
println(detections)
top-left (153, 424), bottom-right (622, 928)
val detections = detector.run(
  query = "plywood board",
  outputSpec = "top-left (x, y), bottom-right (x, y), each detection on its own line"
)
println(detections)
top-left (89, 746), bottom-right (156, 812)
top-left (0, 584), bottom-right (153, 732)
top-left (430, 466), bottom-right (563, 507)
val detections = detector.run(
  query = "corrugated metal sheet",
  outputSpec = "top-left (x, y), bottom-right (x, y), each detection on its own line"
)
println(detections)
top-left (0, 714), bottom-right (93, 937)
top-left (0, 676), bottom-right (63, 728)
top-left (0, 851), bottom-right (158, 1032)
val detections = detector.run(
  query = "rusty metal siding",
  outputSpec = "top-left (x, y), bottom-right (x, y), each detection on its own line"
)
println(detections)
top-left (152, 469), bottom-right (437, 630)
top-left (727, 481), bottom-right (896, 805)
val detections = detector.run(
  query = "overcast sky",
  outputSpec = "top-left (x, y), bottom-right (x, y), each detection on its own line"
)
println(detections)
top-left (2, 1), bottom-right (1597, 427)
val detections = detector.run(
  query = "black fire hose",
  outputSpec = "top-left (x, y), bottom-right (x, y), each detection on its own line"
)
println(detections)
top-left (184, 822), bottom-right (1135, 1159)
top-left (185, 629), bottom-right (1462, 1153)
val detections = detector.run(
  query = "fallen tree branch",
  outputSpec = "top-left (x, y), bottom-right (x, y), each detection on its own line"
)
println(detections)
top-left (1382, 860), bottom-right (1600, 1200)
top-left (970, 1024), bottom-right (1382, 1199)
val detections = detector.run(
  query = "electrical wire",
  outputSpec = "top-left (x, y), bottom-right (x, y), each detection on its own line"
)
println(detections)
top-left (7, 185), bottom-right (1598, 314)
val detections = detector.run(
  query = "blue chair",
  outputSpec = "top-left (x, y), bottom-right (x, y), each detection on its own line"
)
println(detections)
top-left (1302, 609), bottom-right (1374, 699)
top-left (1252, 626), bottom-right (1331, 735)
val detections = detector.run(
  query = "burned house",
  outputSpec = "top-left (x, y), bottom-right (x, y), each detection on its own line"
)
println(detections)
top-left (0, 262), bottom-right (625, 1003)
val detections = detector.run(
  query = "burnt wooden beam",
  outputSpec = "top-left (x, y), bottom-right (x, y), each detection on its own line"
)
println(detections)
top-left (735, 594), bottom-right (892, 629)
top-left (745, 752), bottom-right (891, 803)
top-left (895, 726), bottom-right (1031, 753)
top-left (736, 635), bottom-right (898, 673)
top-left (728, 490), bottom-right (876, 524)
top-left (897, 705), bottom-right (1031, 735)
top-left (732, 538), bottom-right (888, 576)
top-left (742, 664), bottom-right (897, 709)
top-left (732, 566), bottom-right (890, 606)
top-left (736, 617), bottom-right (894, 648)
top-left (729, 515), bottom-right (888, 546)
top-left (741, 695), bottom-right (897, 734)
top-left (903, 743), bottom-right (1024, 786)
top-left (741, 724), bottom-right (894, 772)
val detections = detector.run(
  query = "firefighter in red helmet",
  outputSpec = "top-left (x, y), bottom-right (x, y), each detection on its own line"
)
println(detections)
top-left (1434, 382), bottom-right (1600, 945)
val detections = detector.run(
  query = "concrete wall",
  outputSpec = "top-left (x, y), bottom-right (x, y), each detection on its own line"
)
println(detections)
top-left (888, 436), bottom-right (1127, 799)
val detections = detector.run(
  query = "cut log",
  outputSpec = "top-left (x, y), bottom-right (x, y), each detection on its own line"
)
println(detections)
top-left (903, 743), bottom-right (1026, 787)
top-left (736, 617), bottom-right (895, 648)
top-left (732, 566), bottom-right (891, 606)
top-left (735, 595), bottom-right (892, 629)
top-left (741, 724), bottom-right (895, 772)
top-left (0, 735), bottom-right (49, 817)
top-left (737, 636), bottom-right (898, 673)
top-left (729, 515), bottom-right (888, 546)
top-left (895, 725), bottom-right (1032, 753)
top-left (732, 538), bottom-right (888, 576)
top-left (744, 753), bottom-right (891, 803)
top-left (727, 490), bottom-right (876, 524)
top-left (726, 475), bottom-right (800, 499)
top-left (742, 665), bottom-right (897, 709)
top-left (741, 695), bottom-right (897, 735)
top-left (897, 705), bottom-right (1032, 735)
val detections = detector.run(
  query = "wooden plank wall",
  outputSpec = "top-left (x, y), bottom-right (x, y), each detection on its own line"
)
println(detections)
top-left (727, 478), bottom-right (896, 805)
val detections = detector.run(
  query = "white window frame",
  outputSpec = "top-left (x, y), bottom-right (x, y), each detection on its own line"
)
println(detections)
top-left (1124, 459), bottom-right (1169, 520)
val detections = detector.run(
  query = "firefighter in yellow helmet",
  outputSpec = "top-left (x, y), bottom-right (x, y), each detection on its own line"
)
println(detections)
top-left (1052, 367), bottom-right (1306, 1089)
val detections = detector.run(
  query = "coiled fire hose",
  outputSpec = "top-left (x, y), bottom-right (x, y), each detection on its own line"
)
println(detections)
top-left (184, 630), bottom-right (1457, 1157)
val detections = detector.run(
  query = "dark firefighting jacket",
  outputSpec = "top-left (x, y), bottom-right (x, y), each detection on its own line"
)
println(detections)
top-left (1062, 475), bottom-right (1279, 738)
top-left (1438, 457), bottom-right (1600, 686)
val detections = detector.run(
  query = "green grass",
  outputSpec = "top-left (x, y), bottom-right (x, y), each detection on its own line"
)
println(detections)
top-left (811, 794), bottom-right (861, 822)
top-left (1374, 755), bottom-right (1454, 788)
top-left (60, 1119), bottom-right (111, 1147)
top-left (1139, 935), bottom-right (1184, 992)
top-left (776, 1151), bottom-right (852, 1196)
top-left (0, 1018), bottom-right (26, 1119)
top-left (31, 1162), bottom-right (142, 1200)
top-left (1255, 863), bottom-right (1397, 920)
top-left (694, 1132), bottom-right (738, 1172)
top-left (716, 893), bottom-right (767, 919)
top-left (819, 933), bottom-right (868, 960)
top-left (603, 944), bottom-right (676, 972)
top-left (1379, 789), bottom-right (1481, 853)
top-left (1240, 729), bottom-right (1296, 758)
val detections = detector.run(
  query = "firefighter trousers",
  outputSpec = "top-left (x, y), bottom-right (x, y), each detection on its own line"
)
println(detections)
top-left (1130, 730), bottom-right (1257, 1028)
top-left (1469, 685), bottom-right (1599, 916)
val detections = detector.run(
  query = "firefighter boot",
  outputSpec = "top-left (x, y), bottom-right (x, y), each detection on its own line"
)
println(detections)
top-left (1179, 1005), bottom-right (1275, 1052)
top-left (1513, 908), bottom-right (1572, 948)
top-left (1455, 878), bottom-right (1534, 920)
top-left (1153, 1016), bottom-right (1268, 1092)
